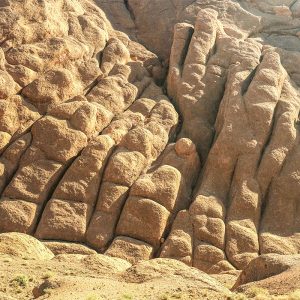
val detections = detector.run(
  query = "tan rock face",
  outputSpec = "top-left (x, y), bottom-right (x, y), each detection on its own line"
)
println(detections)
top-left (0, 0), bottom-right (300, 281)
top-left (160, 6), bottom-right (300, 274)
top-left (0, 0), bottom-right (185, 261)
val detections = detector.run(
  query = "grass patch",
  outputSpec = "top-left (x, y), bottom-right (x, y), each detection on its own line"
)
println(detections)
top-left (11, 274), bottom-right (29, 288)
top-left (160, 293), bottom-right (183, 299)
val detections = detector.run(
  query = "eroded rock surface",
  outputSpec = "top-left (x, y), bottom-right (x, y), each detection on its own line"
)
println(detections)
top-left (0, 232), bottom-right (54, 260)
top-left (159, 7), bottom-right (300, 274)
top-left (234, 254), bottom-right (300, 296)
top-left (0, 0), bottom-right (300, 284)
top-left (0, 0), bottom-right (192, 267)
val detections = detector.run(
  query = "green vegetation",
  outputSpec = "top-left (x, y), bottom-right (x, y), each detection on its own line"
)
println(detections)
top-left (11, 274), bottom-right (29, 288)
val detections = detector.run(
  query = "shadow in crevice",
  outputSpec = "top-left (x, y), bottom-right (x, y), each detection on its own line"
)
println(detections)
top-left (241, 65), bottom-right (258, 96)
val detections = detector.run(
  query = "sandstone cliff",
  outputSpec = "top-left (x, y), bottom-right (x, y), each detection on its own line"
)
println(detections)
top-left (0, 1), bottom-right (300, 297)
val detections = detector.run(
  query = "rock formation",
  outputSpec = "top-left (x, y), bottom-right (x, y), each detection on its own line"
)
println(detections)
top-left (161, 5), bottom-right (300, 273)
top-left (1, 1), bottom-right (300, 295)
top-left (0, 0), bottom-right (183, 257)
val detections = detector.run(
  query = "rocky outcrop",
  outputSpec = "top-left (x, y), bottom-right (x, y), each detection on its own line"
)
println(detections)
top-left (0, 232), bottom-right (54, 260)
top-left (106, 0), bottom-right (300, 65)
top-left (234, 254), bottom-right (300, 296)
top-left (234, 254), bottom-right (300, 288)
top-left (1, 0), bottom-right (300, 282)
top-left (0, 0), bottom-right (189, 265)
top-left (160, 7), bottom-right (300, 274)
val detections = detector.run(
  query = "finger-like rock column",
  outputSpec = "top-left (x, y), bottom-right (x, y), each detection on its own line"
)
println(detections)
top-left (167, 9), bottom-right (264, 163)
top-left (86, 100), bottom-right (179, 251)
top-left (225, 51), bottom-right (286, 269)
top-left (190, 50), bottom-right (286, 271)
top-left (164, 6), bottom-right (300, 273)
top-left (159, 210), bottom-right (194, 266)
top-left (259, 79), bottom-right (300, 255)
top-left (167, 9), bottom-right (222, 161)
top-left (110, 138), bottom-right (200, 262)
top-left (84, 104), bottom-right (155, 250)
top-left (35, 135), bottom-right (115, 241)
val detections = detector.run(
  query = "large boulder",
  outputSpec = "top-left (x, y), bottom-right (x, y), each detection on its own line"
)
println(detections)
top-left (235, 255), bottom-right (300, 296)
top-left (0, 232), bottom-right (54, 260)
top-left (234, 254), bottom-right (300, 288)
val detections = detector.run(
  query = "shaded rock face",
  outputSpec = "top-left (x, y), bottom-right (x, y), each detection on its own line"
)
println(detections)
top-left (0, 0), bottom-right (300, 277)
top-left (103, 0), bottom-right (300, 63)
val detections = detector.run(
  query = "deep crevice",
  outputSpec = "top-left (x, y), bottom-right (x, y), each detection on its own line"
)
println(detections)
top-left (0, 133), bottom-right (32, 198)
top-left (241, 65), bottom-right (258, 96)
top-left (32, 153), bottom-right (85, 235)
top-left (124, 0), bottom-right (136, 22)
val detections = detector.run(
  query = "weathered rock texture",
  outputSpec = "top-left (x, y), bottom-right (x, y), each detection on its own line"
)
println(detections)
top-left (0, 0), bottom-right (189, 265)
top-left (0, 232), bottom-right (54, 260)
top-left (234, 254), bottom-right (300, 296)
top-left (105, 0), bottom-right (300, 64)
top-left (1, 0), bottom-right (300, 278)
top-left (161, 6), bottom-right (300, 273)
